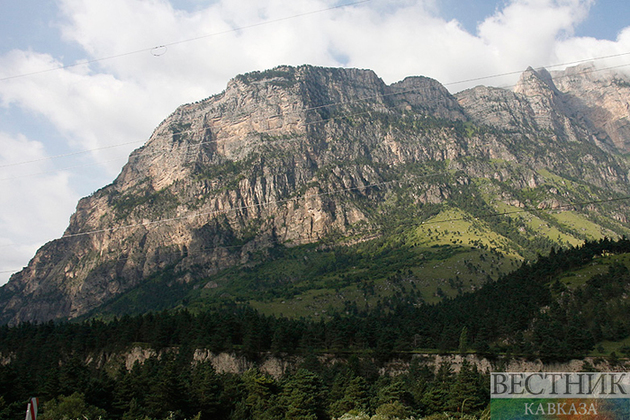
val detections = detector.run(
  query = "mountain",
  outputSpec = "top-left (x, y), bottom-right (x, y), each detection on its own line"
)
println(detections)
top-left (3, 239), bottom-right (630, 420)
top-left (2, 64), bottom-right (630, 325)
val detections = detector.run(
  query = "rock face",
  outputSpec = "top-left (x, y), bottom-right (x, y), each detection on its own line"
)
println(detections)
top-left (458, 65), bottom-right (630, 153)
top-left (551, 63), bottom-right (630, 153)
top-left (2, 64), bottom-right (630, 324)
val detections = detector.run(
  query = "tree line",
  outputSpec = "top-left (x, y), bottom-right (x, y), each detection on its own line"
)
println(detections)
top-left (1, 237), bottom-right (630, 419)
top-left (1, 346), bottom-right (488, 420)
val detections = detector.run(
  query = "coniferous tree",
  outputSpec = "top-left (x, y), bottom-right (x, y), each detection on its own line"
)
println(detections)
top-left (241, 368), bottom-right (281, 420)
top-left (421, 361), bottom-right (454, 415)
top-left (145, 356), bottom-right (191, 419)
top-left (329, 376), bottom-right (370, 417)
top-left (445, 360), bottom-right (487, 414)
top-left (281, 369), bottom-right (326, 420)
top-left (190, 362), bottom-right (223, 420)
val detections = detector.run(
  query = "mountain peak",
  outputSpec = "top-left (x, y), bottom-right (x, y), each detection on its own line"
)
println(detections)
top-left (514, 66), bottom-right (558, 95)
top-left (2, 64), bottom-right (630, 325)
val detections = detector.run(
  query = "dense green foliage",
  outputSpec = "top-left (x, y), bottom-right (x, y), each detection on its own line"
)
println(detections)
top-left (0, 350), bottom-right (488, 420)
top-left (2, 238), bottom-right (630, 419)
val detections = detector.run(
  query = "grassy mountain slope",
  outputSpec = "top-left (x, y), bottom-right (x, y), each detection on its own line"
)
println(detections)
top-left (3, 64), bottom-right (630, 324)
top-left (4, 239), bottom-right (630, 420)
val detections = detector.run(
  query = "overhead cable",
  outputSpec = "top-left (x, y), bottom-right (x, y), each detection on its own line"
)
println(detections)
top-left (3, 187), bottom-right (629, 276)
top-left (0, 0), bottom-right (371, 82)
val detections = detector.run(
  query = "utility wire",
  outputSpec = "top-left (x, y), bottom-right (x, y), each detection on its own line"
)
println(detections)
top-left (44, 172), bottom-right (630, 240)
top-left (0, 101), bottom-right (452, 183)
top-left (57, 177), bottom-right (406, 239)
top-left (443, 51), bottom-right (630, 87)
top-left (2, 58), bottom-right (630, 265)
top-left (0, 157), bottom-right (130, 181)
top-left (0, 0), bottom-right (371, 82)
top-left (0, 140), bottom-right (144, 169)
top-left (0, 107), bottom-right (380, 182)
top-left (2, 54), bottom-right (630, 272)
top-left (419, 196), bottom-right (630, 226)
top-left (495, 61), bottom-right (630, 91)
top-left (3, 51), bottom-right (630, 170)
top-left (4, 186), bottom-right (629, 276)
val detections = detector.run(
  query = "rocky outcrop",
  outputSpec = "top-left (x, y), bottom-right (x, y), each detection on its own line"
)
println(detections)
top-left (551, 63), bottom-right (630, 153)
top-left (2, 64), bottom-right (630, 324)
top-left (457, 64), bottom-right (630, 153)
top-left (82, 347), bottom-right (624, 378)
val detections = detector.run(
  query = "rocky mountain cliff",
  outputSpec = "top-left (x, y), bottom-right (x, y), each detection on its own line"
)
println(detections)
top-left (2, 64), bottom-right (630, 325)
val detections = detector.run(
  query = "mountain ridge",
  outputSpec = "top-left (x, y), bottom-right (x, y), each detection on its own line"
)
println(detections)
top-left (2, 63), bottom-right (630, 324)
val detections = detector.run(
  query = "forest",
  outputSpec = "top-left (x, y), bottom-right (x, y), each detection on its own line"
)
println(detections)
top-left (1, 237), bottom-right (630, 419)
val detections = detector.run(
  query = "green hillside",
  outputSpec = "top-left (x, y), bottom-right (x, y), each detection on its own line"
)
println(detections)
top-left (3, 239), bottom-right (630, 419)
top-left (79, 237), bottom-right (630, 360)
top-left (89, 196), bottom-right (624, 321)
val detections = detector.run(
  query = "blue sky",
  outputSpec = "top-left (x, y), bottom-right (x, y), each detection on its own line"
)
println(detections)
top-left (440, 0), bottom-right (629, 40)
top-left (1, 0), bottom-right (629, 285)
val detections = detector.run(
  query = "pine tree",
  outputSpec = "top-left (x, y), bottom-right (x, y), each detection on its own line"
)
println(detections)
top-left (242, 368), bottom-right (281, 420)
top-left (329, 376), bottom-right (369, 417)
top-left (190, 362), bottom-right (223, 420)
top-left (421, 361), bottom-right (453, 415)
top-left (445, 360), bottom-right (487, 414)
top-left (145, 356), bottom-right (191, 419)
top-left (280, 369), bottom-right (325, 420)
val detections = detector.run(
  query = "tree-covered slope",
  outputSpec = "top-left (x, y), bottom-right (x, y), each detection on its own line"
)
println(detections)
top-left (4, 238), bottom-right (630, 361)
top-left (2, 64), bottom-right (630, 324)
top-left (3, 238), bottom-right (630, 419)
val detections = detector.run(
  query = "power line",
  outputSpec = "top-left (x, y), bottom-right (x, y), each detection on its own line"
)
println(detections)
top-left (0, 156), bottom-right (130, 182)
top-left (421, 196), bottom-right (630, 226)
top-left (1, 68), bottom-right (629, 273)
top-left (3, 50), bottom-right (629, 170)
top-left (37, 170), bottom-right (630, 241)
top-left (0, 140), bottom-right (144, 169)
top-left (443, 51), bottom-right (630, 87)
top-left (2, 82), bottom-right (624, 183)
top-left (495, 61), bottom-right (630, 91)
top-left (0, 0), bottom-right (371, 83)
top-left (57, 177), bottom-right (407, 239)
top-left (3, 187), bottom-right (629, 277)
top-left (1, 95), bottom-right (477, 183)
top-left (0, 107), bottom-right (383, 182)
top-left (0, 176), bottom-right (412, 275)
top-left (2, 54), bottom-right (630, 275)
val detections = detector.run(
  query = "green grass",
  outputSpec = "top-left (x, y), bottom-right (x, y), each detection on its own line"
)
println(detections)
top-left (249, 286), bottom-right (364, 318)
top-left (493, 201), bottom-right (584, 247)
top-left (560, 253), bottom-right (630, 289)
top-left (189, 207), bottom-right (527, 316)
top-left (550, 211), bottom-right (613, 240)
top-left (590, 335), bottom-right (630, 357)
top-left (411, 207), bottom-right (523, 257)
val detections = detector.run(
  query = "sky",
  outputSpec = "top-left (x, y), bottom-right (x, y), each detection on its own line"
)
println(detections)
top-left (1, 0), bottom-right (630, 285)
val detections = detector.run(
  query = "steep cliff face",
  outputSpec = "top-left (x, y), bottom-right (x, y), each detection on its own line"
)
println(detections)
top-left (550, 63), bottom-right (630, 153)
top-left (456, 65), bottom-right (630, 189)
top-left (2, 64), bottom-right (630, 324)
top-left (457, 64), bottom-right (630, 154)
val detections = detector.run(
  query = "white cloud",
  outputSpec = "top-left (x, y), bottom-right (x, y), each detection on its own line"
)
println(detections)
top-left (552, 26), bottom-right (630, 71)
top-left (1, 0), bottom-right (630, 286)
top-left (0, 49), bottom-right (171, 169)
top-left (477, 0), bottom-right (592, 69)
top-left (0, 132), bottom-right (79, 285)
